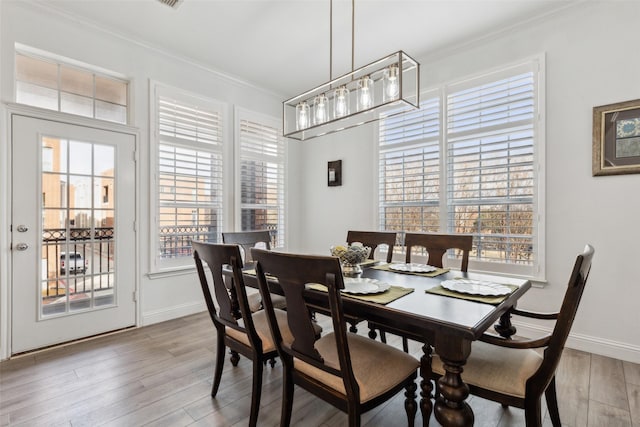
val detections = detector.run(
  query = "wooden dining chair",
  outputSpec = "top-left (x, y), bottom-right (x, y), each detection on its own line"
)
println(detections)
top-left (404, 232), bottom-right (473, 271)
top-left (251, 248), bottom-right (420, 427)
top-left (370, 232), bottom-right (473, 351)
top-left (346, 230), bottom-right (397, 263)
top-left (222, 230), bottom-right (272, 262)
top-left (342, 230), bottom-right (397, 333)
top-left (191, 241), bottom-right (288, 427)
top-left (430, 244), bottom-right (595, 427)
top-left (222, 230), bottom-right (286, 310)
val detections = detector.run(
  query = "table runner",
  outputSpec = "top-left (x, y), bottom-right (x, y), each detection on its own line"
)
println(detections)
top-left (372, 263), bottom-right (450, 278)
top-left (425, 283), bottom-right (519, 305)
top-left (307, 283), bottom-right (414, 305)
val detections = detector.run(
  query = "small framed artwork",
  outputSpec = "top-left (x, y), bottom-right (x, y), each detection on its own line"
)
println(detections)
top-left (328, 160), bottom-right (342, 186)
top-left (593, 99), bottom-right (640, 176)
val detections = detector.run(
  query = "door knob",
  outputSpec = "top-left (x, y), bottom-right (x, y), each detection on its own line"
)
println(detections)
top-left (16, 225), bottom-right (29, 232)
top-left (15, 243), bottom-right (29, 251)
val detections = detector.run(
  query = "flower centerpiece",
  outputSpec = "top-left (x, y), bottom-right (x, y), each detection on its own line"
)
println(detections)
top-left (330, 242), bottom-right (371, 276)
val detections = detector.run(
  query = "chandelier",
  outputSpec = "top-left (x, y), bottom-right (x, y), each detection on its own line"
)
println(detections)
top-left (283, 0), bottom-right (420, 141)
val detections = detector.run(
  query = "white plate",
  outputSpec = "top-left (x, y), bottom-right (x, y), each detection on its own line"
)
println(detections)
top-left (342, 278), bottom-right (391, 295)
top-left (389, 263), bottom-right (437, 273)
top-left (440, 279), bottom-right (512, 296)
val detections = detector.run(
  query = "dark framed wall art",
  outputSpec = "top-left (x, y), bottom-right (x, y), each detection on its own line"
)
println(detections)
top-left (593, 99), bottom-right (640, 176)
top-left (328, 160), bottom-right (342, 186)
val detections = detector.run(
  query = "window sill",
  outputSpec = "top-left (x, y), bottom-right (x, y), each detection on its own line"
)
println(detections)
top-left (146, 265), bottom-right (197, 280)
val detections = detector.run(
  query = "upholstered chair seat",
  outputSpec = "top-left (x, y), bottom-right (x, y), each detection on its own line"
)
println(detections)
top-left (295, 332), bottom-right (419, 403)
top-left (432, 341), bottom-right (543, 399)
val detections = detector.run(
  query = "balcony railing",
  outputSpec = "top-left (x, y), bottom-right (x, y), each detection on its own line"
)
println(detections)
top-left (42, 227), bottom-right (115, 301)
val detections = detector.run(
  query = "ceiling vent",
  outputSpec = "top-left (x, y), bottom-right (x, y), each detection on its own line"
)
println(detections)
top-left (157, 0), bottom-right (183, 9)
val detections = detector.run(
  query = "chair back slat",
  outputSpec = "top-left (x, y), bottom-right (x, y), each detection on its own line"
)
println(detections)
top-left (404, 232), bottom-right (473, 271)
top-left (252, 248), bottom-right (347, 377)
top-left (222, 230), bottom-right (272, 263)
top-left (192, 241), bottom-right (255, 332)
top-left (346, 230), bottom-right (397, 263)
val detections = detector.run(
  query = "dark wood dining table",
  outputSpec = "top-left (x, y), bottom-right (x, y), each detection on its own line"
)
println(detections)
top-left (241, 263), bottom-right (531, 427)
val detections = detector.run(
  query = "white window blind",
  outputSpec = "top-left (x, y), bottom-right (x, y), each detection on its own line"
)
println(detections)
top-left (446, 64), bottom-right (536, 267)
top-left (156, 91), bottom-right (225, 262)
top-left (379, 95), bottom-right (441, 235)
top-left (237, 110), bottom-right (286, 248)
top-left (379, 59), bottom-right (543, 277)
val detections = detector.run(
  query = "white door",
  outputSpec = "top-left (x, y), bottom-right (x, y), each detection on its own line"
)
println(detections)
top-left (11, 114), bottom-right (136, 354)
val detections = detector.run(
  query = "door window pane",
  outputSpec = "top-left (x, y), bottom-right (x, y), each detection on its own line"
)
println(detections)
top-left (41, 138), bottom-right (117, 316)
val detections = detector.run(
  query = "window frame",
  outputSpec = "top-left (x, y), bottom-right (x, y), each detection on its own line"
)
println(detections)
top-left (14, 44), bottom-right (130, 125)
top-left (377, 55), bottom-right (545, 280)
top-left (149, 82), bottom-right (231, 273)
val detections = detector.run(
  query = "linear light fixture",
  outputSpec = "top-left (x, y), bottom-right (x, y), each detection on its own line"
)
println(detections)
top-left (283, 1), bottom-right (420, 141)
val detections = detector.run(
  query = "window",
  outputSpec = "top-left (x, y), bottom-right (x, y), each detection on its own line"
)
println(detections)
top-left (379, 95), bottom-right (441, 234)
top-left (154, 86), bottom-right (226, 267)
top-left (379, 58), bottom-right (544, 278)
top-left (235, 109), bottom-right (286, 248)
top-left (15, 50), bottom-right (128, 124)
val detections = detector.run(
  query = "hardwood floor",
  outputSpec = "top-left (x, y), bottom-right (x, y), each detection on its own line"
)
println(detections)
top-left (1, 312), bottom-right (638, 426)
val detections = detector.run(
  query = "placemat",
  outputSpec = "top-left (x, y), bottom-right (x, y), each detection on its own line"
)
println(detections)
top-left (243, 269), bottom-right (277, 281)
top-left (307, 283), bottom-right (414, 305)
top-left (358, 259), bottom-right (380, 267)
top-left (425, 283), bottom-right (519, 305)
top-left (372, 263), bottom-right (450, 278)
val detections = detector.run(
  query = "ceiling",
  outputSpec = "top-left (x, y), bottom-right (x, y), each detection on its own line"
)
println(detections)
top-left (35, 0), bottom-right (576, 98)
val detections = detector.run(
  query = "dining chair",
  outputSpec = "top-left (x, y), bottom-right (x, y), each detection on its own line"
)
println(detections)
top-left (404, 232), bottom-right (473, 271)
top-left (430, 244), bottom-right (595, 427)
top-left (222, 230), bottom-right (286, 310)
top-left (222, 230), bottom-right (272, 262)
top-left (346, 230), bottom-right (397, 263)
top-left (251, 248), bottom-right (420, 427)
top-left (370, 232), bottom-right (473, 351)
top-left (191, 241), bottom-right (286, 427)
top-left (342, 230), bottom-right (397, 333)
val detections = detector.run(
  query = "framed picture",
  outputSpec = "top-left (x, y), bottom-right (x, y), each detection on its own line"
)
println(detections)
top-left (328, 160), bottom-right (342, 186)
top-left (593, 99), bottom-right (640, 176)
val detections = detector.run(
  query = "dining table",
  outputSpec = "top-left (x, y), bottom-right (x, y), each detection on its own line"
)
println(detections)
top-left (240, 260), bottom-right (531, 427)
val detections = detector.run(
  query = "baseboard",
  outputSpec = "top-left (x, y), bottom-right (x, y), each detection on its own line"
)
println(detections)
top-left (513, 320), bottom-right (640, 364)
top-left (141, 301), bottom-right (205, 326)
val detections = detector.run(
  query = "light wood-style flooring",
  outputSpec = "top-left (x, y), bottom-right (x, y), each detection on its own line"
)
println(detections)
top-left (1, 312), bottom-right (639, 426)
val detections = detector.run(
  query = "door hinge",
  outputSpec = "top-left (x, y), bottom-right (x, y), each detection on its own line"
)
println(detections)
top-left (132, 150), bottom-right (138, 162)
top-left (132, 291), bottom-right (137, 302)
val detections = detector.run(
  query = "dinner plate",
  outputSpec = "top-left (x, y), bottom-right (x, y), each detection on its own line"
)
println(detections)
top-left (342, 278), bottom-right (390, 294)
top-left (440, 279), bottom-right (512, 296)
top-left (389, 263), bottom-right (437, 273)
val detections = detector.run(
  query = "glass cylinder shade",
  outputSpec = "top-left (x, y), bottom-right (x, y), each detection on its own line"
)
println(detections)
top-left (296, 101), bottom-right (310, 130)
top-left (333, 85), bottom-right (350, 119)
top-left (383, 64), bottom-right (400, 102)
top-left (357, 75), bottom-right (374, 112)
top-left (313, 93), bottom-right (328, 125)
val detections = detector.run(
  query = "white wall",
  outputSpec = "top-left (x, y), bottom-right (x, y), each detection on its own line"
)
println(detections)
top-left (0, 1), bottom-right (283, 358)
top-left (295, 1), bottom-right (640, 363)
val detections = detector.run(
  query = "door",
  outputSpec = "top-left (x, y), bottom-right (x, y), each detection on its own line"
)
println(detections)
top-left (11, 114), bottom-right (136, 354)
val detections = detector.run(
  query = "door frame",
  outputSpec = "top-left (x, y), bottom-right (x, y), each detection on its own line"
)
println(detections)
top-left (1, 103), bottom-right (141, 359)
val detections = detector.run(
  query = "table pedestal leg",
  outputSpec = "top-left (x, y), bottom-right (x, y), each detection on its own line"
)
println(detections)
top-left (494, 310), bottom-right (516, 339)
top-left (420, 343), bottom-right (433, 427)
top-left (434, 357), bottom-right (474, 427)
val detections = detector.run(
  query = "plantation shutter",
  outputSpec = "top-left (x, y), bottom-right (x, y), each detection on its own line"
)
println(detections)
top-left (445, 63), bottom-right (537, 265)
top-left (157, 94), bottom-right (224, 260)
top-left (238, 111), bottom-right (286, 248)
top-left (379, 95), bottom-right (441, 235)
